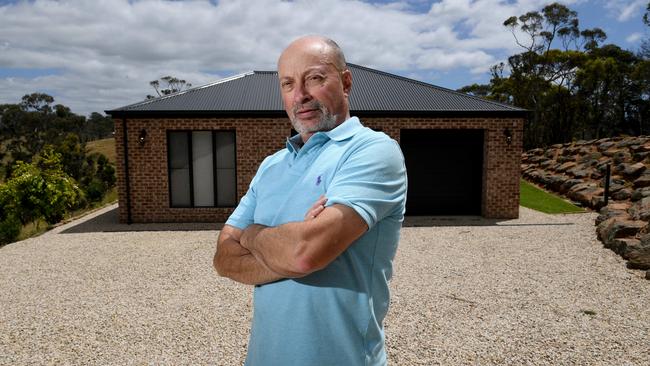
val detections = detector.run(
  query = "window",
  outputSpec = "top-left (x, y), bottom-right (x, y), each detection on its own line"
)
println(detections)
top-left (167, 130), bottom-right (236, 207)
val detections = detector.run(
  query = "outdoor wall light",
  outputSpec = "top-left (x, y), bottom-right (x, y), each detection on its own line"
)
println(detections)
top-left (503, 128), bottom-right (512, 145)
top-left (138, 129), bottom-right (147, 146)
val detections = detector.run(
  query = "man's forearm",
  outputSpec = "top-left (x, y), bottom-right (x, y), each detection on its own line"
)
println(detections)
top-left (241, 222), bottom-right (317, 278)
top-left (214, 234), bottom-right (284, 285)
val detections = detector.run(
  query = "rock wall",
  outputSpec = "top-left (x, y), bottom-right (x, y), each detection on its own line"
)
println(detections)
top-left (521, 136), bottom-right (650, 279)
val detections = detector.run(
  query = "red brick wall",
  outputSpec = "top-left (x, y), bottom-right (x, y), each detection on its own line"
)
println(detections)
top-left (114, 116), bottom-right (522, 223)
top-left (361, 117), bottom-right (523, 219)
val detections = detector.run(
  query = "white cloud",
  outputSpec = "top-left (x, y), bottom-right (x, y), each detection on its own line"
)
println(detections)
top-left (0, 0), bottom-right (589, 116)
top-left (604, 0), bottom-right (646, 22)
top-left (626, 32), bottom-right (643, 43)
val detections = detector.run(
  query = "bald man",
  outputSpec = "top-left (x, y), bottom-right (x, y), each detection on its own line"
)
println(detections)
top-left (214, 35), bottom-right (407, 366)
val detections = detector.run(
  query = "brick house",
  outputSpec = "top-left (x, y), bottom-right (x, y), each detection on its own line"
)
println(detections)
top-left (106, 64), bottom-right (526, 224)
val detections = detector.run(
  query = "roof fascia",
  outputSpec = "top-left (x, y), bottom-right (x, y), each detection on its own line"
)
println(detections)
top-left (105, 110), bottom-right (288, 119)
top-left (106, 109), bottom-right (529, 120)
top-left (353, 110), bottom-right (530, 119)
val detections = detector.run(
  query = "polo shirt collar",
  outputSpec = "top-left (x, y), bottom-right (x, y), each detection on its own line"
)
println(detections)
top-left (324, 116), bottom-right (363, 142)
top-left (287, 134), bottom-right (304, 154)
top-left (285, 116), bottom-right (363, 153)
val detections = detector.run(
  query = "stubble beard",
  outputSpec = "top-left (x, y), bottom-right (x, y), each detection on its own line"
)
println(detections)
top-left (291, 101), bottom-right (338, 136)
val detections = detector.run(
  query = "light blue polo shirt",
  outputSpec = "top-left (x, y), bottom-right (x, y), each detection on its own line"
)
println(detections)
top-left (226, 117), bottom-right (407, 366)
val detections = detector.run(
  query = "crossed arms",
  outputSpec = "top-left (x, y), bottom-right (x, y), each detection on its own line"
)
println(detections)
top-left (213, 197), bottom-right (368, 285)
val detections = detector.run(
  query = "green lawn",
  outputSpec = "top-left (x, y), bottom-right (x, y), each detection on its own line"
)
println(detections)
top-left (520, 179), bottom-right (585, 214)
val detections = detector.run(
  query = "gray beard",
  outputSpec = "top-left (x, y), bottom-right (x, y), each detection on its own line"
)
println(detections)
top-left (291, 103), bottom-right (338, 135)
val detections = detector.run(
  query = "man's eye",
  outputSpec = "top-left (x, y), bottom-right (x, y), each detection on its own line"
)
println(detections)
top-left (281, 82), bottom-right (293, 90)
top-left (305, 75), bottom-right (324, 87)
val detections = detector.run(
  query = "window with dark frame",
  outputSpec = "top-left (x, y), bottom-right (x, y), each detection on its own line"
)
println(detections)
top-left (167, 130), bottom-right (236, 208)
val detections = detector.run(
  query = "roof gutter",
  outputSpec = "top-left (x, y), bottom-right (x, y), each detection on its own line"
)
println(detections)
top-left (105, 109), bottom-right (528, 120)
top-left (105, 109), bottom-right (287, 119)
top-left (354, 109), bottom-right (530, 119)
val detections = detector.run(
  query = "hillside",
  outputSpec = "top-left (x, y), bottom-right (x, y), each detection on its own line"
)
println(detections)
top-left (522, 136), bottom-right (650, 279)
top-left (86, 137), bottom-right (115, 164)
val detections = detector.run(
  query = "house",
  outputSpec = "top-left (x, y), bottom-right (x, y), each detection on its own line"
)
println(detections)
top-left (106, 64), bottom-right (526, 223)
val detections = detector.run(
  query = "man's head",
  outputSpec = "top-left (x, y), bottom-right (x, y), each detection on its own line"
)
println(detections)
top-left (277, 35), bottom-right (352, 142)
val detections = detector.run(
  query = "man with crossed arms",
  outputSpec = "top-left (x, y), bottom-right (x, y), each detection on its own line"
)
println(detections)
top-left (214, 35), bottom-right (407, 366)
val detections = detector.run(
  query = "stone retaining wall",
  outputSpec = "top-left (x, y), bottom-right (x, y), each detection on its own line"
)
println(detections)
top-left (521, 136), bottom-right (650, 279)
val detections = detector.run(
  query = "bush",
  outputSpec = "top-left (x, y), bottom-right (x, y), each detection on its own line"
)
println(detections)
top-left (85, 177), bottom-right (106, 202)
top-left (0, 184), bottom-right (20, 244)
top-left (3, 147), bottom-right (81, 226)
top-left (79, 152), bottom-right (116, 203)
top-left (0, 214), bottom-right (21, 245)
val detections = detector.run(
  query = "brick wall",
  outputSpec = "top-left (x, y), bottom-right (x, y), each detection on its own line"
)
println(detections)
top-left (114, 116), bottom-right (523, 223)
top-left (362, 117), bottom-right (523, 219)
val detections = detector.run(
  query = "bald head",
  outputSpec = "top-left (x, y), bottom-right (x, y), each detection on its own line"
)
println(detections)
top-left (278, 35), bottom-right (347, 72)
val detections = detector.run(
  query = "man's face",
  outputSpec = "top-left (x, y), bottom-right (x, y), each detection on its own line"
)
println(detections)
top-left (278, 44), bottom-right (351, 140)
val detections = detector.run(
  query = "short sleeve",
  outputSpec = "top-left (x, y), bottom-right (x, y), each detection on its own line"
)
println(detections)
top-left (225, 156), bottom-right (271, 230)
top-left (225, 185), bottom-right (256, 230)
top-left (325, 137), bottom-right (407, 229)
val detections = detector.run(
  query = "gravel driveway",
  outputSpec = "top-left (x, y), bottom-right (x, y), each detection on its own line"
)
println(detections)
top-left (1, 204), bottom-right (648, 365)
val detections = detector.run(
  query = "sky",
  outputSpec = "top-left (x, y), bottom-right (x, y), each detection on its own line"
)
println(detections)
top-left (0, 0), bottom-right (648, 117)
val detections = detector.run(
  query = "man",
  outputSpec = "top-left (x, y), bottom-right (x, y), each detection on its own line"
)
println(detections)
top-left (213, 35), bottom-right (407, 366)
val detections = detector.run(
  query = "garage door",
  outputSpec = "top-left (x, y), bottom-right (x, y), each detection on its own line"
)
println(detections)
top-left (400, 129), bottom-right (484, 215)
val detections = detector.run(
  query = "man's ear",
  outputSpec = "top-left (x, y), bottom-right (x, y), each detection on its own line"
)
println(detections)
top-left (341, 69), bottom-right (352, 96)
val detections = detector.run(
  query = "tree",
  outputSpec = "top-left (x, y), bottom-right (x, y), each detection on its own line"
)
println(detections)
top-left (0, 184), bottom-right (21, 244)
top-left (576, 45), bottom-right (645, 137)
top-left (0, 95), bottom-right (116, 240)
top-left (80, 153), bottom-right (116, 202)
top-left (2, 147), bottom-right (81, 226)
top-left (640, 2), bottom-right (650, 59)
top-left (460, 3), bottom-right (622, 147)
top-left (82, 112), bottom-right (114, 141)
top-left (147, 76), bottom-right (192, 99)
top-left (0, 94), bottom-right (95, 173)
top-left (20, 93), bottom-right (54, 113)
top-left (456, 83), bottom-right (492, 98)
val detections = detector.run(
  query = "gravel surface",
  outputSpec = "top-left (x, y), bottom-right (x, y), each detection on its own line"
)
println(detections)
top-left (1, 204), bottom-right (648, 365)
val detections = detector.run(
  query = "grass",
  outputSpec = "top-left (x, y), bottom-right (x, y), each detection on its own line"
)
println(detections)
top-left (16, 218), bottom-right (49, 242)
top-left (86, 137), bottom-right (116, 164)
top-left (520, 179), bottom-right (585, 214)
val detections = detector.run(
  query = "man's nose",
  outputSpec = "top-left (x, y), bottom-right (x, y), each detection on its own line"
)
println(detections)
top-left (293, 82), bottom-right (312, 105)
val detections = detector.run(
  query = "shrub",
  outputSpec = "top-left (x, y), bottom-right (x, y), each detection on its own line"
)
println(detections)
top-left (0, 184), bottom-right (20, 244)
top-left (79, 152), bottom-right (116, 203)
top-left (85, 177), bottom-right (106, 202)
top-left (3, 147), bottom-right (81, 226)
top-left (0, 215), bottom-right (21, 245)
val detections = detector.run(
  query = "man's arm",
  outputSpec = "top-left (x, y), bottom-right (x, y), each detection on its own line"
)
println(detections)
top-left (213, 225), bottom-right (283, 285)
top-left (214, 196), bottom-right (329, 285)
top-left (240, 203), bottom-right (368, 278)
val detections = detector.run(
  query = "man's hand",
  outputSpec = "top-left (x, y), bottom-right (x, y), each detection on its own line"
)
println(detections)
top-left (304, 195), bottom-right (327, 220)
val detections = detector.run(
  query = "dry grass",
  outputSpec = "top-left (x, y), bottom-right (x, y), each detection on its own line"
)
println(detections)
top-left (86, 137), bottom-right (116, 163)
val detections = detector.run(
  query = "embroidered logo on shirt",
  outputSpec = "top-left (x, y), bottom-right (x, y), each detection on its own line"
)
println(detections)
top-left (316, 175), bottom-right (322, 186)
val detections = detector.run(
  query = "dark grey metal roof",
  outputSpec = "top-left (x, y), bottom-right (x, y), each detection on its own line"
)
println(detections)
top-left (107, 64), bottom-right (525, 117)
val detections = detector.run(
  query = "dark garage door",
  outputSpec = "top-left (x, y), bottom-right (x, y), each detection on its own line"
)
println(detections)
top-left (401, 129), bottom-right (484, 215)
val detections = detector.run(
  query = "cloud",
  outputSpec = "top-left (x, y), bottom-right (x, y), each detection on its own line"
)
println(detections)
top-left (604, 0), bottom-right (647, 22)
top-left (0, 0), bottom-right (584, 116)
top-left (626, 32), bottom-right (643, 43)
